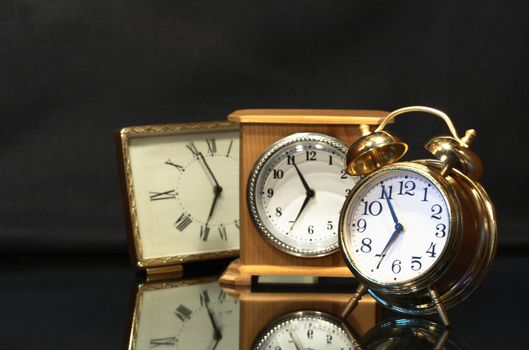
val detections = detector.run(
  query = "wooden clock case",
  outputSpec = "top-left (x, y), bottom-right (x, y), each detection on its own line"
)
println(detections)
top-left (220, 109), bottom-right (388, 286)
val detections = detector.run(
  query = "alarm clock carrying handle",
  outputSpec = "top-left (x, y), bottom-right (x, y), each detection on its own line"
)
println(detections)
top-left (341, 284), bottom-right (368, 319)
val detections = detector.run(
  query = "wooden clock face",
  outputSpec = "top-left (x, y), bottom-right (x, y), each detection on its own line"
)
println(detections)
top-left (131, 279), bottom-right (239, 350)
top-left (248, 133), bottom-right (358, 257)
top-left (121, 123), bottom-right (240, 264)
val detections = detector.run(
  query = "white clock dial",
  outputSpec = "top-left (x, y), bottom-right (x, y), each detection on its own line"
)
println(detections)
top-left (249, 133), bottom-right (358, 257)
top-left (128, 128), bottom-right (239, 259)
top-left (343, 168), bottom-right (451, 284)
top-left (133, 280), bottom-right (239, 350)
top-left (253, 311), bottom-right (359, 350)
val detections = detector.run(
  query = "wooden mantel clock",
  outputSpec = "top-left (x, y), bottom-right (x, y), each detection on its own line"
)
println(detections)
top-left (219, 109), bottom-right (388, 286)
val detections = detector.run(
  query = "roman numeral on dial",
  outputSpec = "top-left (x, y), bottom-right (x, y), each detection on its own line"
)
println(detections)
top-left (175, 213), bottom-right (192, 231)
top-left (149, 190), bottom-right (176, 201)
top-left (200, 225), bottom-right (210, 241)
top-left (175, 304), bottom-right (192, 322)
top-left (150, 337), bottom-right (176, 347)
top-left (206, 138), bottom-right (217, 154)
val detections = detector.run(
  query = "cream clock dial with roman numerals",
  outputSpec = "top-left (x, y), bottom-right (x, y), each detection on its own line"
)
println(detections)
top-left (130, 278), bottom-right (239, 350)
top-left (118, 121), bottom-right (240, 269)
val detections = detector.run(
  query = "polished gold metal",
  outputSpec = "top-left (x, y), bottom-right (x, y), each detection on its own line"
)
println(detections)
top-left (117, 121), bottom-right (239, 271)
top-left (345, 106), bottom-right (483, 178)
top-left (345, 131), bottom-right (408, 176)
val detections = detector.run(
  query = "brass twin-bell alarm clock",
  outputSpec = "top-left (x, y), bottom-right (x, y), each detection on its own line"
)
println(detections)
top-left (339, 106), bottom-right (497, 326)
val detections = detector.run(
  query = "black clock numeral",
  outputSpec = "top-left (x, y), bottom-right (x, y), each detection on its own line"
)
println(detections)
top-left (340, 169), bottom-right (348, 179)
top-left (175, 304), bottom-right (192, 321)
top-left (422, 187), bottom-right (429, 202)
top-left (362, 200), bottom-right (383, 216)
top-left (218, 225), bottom-right (228, 241)
top-left (150, 337), bottom-right (176, 347)
top-left (379, 184), bottom-right (393, 199)
top-left (361, 238), bottom-right (372, 253)
top-left (398, 180), bottom-right (416, 196)
top-left (267, 188), bottom-right (274, 198)
top-left (426, 242), bottom-right (437, 258)
top-left (275, 207), bottom-right (283, 217)
top-left (186, 142), bottom-right (200, 158)
top-left (392, 259), bottom-right (402, 274)
top-left (411, 256), bottom-right (422, 271)
top-left (356, 219), bottom-right (367, 233)
top-left (307, 329), bottom-right (314, 339)
top-left (435, 223), bottom-right (447, 238)
top-left (307, 225), bottom-right (314, 234)
top-left (326, 220), bottom-right (333, 230)
top-left (328, 155), bottom-right (333, 165)
top-left (431, 204), bottom-right (443, 219)
top-left (206, 138), bottom-right (217, 154)
top-left (306, 150), bottom-right (317, 161)
top-left (200, 290), bottom-right (210, 306)
top-left (287, 154), bottom-right (295, 165)
top-left (326, 334), bottom-right (333, 344)
top-left (165, 159), bottom-right (184, 171)
top-left (149, 190), bottom-right (176, 201)
top-left (175, 213), bottom-right (192, 231)
top-left (226, 139), bottom-right (234, 157)
top-left (200, 224), bottom-right (210, 241)
top-left (273, 169), bottom-right (284, 179)
top-left (234, 219), bottom-right (240, 229)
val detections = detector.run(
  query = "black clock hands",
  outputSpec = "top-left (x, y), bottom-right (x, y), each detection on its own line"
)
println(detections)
top-left (290, 162), bottom-right (315, 232)
top-left (376, 188), bottom-right (404, 268)
top-left (207, 185), bottom-right (223, 224)
top-left (204, 302), bottom-right (222, 348)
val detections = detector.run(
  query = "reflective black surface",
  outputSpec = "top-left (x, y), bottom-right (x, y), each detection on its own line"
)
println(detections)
top-left (2, 251), bottom-right (527, 349)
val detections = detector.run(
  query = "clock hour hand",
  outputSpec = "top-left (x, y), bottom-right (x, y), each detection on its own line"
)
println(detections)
top-left (206, 185), bottom-right (223, 224)
top-left (290, 189), bottom-right (315, 232)
top-left (376, 223), bottom-right (404, 268)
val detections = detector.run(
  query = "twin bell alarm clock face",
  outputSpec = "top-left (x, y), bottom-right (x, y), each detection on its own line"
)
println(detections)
top-left (338, 106), bottom-right (497, 324)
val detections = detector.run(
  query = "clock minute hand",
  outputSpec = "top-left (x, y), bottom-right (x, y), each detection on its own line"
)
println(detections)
top-left (198, 152), bottom-right (222, 190)
top-left (383, 188), bottom-right (399, 225)
top-left (292, 162), bottom-right (311, 192)
top-left (205, 302), bottom-right (222, 341)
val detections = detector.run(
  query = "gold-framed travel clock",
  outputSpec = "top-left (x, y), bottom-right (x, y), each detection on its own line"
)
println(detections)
top-left (219, 109), bottom-right (389, 286)
top-left (117, 121), bottom-right (240, 275)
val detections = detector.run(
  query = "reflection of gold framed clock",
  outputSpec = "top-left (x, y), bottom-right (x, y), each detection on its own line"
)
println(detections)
top-left (219, 109), bottom-right (389, 286)
top-left (127, 277), bottom-right (239, 350)
top-left (116, 121), bottom-right (240, 275)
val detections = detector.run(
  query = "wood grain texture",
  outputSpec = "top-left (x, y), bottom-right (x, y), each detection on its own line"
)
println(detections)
top-left (239, 291), bottom-right (378, 348)
top-left (229, 109), bottom-right (388, 124)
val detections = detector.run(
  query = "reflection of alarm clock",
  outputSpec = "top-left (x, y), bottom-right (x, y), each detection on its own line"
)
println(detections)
top-left (128, 277), bottom-right (239, 350)
top-left (339, 106), bottom-right (497, 326)
top-left (219, 109), bottom-right (389, 286)
top-left (247, 132), bottom-right (357, 257)
top-left (362, 318), bottom-right (472, 349)
top-left (252, 311), bottom-right (361, 350)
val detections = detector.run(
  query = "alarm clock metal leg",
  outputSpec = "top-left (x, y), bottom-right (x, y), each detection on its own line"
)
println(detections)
top-left (341, 284), bottom-right (368, 318)
top-left (429, 288), bottom-right (450, 327)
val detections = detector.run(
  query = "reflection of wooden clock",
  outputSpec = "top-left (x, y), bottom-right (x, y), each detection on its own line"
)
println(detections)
top-left (219, 109), bottom-right (388, 286)
top-left (116, 121), bottom-right (240, 275)
top-left (224, 287), bottom-right (378, 349)
top-left (127, 277), bottom-right (239, 350)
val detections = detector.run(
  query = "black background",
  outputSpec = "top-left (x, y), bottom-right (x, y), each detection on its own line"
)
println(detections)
top-left (1, 1), bottom-right (528, 253)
